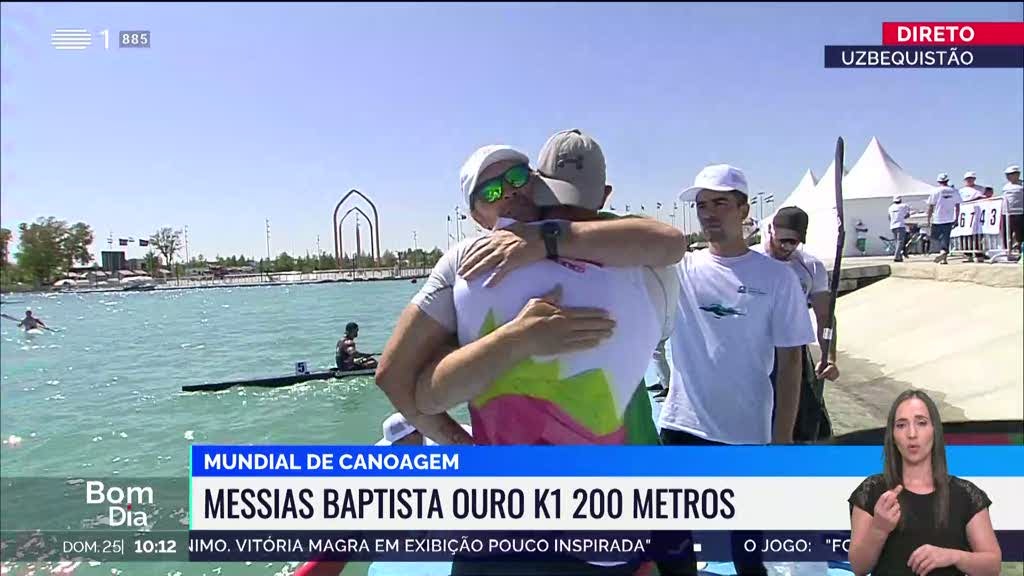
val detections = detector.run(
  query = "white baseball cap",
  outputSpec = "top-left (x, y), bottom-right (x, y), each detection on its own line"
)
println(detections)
top-left (678, 164), bottom-right (750, 202)
top-left (963, 171), bottom-right (977, 179)
top-left (459, 145), bottom-right (530, 208)
top-left (937, 173), bottom-right (949, 182)
top-left (1005, 165), bottom-right (1021, 174)
top-left (374, 412), bottom-right (417, 446)
top-left (893, 195), bottom-right (903, 203)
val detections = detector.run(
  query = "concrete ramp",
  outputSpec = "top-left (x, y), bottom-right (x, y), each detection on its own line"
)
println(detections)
top-left (824, 276), bottom-right (1023, 434)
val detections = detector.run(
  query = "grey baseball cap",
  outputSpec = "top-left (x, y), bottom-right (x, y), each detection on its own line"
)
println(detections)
top-left (533, 129), bottom-right (608, 210)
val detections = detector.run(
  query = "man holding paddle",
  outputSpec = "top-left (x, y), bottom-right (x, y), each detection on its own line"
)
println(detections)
top-left (336, 322), bottom-right (377, 371)
top-left (2, 309), bottom-right (51, 332)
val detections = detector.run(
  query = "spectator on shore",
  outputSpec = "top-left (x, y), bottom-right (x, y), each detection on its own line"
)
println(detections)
top-left (855, 220), bottom-right (869, 255)
top-left (927, 174), bottom-right (960, 265)
top-left (888, 196), bottom-right (911, 262)
top-left (1003, 165), bottom-right (1022, 254)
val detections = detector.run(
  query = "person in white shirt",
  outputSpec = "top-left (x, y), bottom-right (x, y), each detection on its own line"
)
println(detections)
top-left (854, 220), bottom-right (869, 255)
top-left (959, 171), bottom-right (986, 202)
top-left (927, 173), bottom-right (961, 265)
top-left (959, 171), bottom-right (989, 262)
top-left (888, 195), bottom-right (912, 262)
top-left (1003, 164), bottom-right (1023, 254)
top-left (754, 206), bottom-right (840, 442)
top-left (658, 164), bottom-right (816, 575)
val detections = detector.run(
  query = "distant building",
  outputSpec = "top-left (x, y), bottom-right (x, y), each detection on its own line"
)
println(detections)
top-left (101, 251), bottom-right (126, 273)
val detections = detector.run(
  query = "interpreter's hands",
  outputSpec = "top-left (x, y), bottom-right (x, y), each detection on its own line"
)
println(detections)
top-left (871, 484), bottom-right (903, 536)
top-left (510, 284), bottom-right (615, 356)
top-left (908, 544), bottom-right (960, 576)
top-left (816, 360), bottom-right (840, 381)
top-left (458, 223), bottom-right (545, 287)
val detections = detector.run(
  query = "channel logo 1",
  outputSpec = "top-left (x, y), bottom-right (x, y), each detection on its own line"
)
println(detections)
top-left (85, 481), bottom-right (152, 528)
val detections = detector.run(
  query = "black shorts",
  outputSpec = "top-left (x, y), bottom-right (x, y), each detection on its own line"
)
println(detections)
top-left (1010, 214), bottom-right (1024, 244)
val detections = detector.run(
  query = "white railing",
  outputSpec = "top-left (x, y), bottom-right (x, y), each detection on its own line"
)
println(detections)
top-left (950, 197), bottom-right (1018, 263)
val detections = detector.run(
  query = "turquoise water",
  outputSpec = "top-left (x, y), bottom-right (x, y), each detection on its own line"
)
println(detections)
top-left (1, 280), bottom-right (469, 576)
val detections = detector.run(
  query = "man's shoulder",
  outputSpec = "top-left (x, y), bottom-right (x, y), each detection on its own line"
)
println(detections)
top-left (796, 249), bottom-right (826, 268)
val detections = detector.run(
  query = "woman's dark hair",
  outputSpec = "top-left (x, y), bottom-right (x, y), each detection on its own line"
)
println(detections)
top-left (345, 322), bottom-right (359, 334)
top-left (883, 389), bottom-right (950, 528)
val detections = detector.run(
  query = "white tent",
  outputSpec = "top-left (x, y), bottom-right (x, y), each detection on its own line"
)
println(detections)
top-left (757, 169), bottom-right (819, 236)
top-left (774, 138), bottom-right (937, 260)
top-left (773, 156), bottom-right (848, 261)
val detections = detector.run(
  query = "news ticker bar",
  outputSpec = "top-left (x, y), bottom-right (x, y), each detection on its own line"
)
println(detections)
top-left (825, 45), bottom-right (1024, 68)
top-left (2, 530), bottom-right (1021, 563)
top-left (189, 445), bottom-right (1024, 476)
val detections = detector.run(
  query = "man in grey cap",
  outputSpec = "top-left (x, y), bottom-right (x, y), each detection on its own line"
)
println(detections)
top-left (926, 173), bottom-right (961, 265)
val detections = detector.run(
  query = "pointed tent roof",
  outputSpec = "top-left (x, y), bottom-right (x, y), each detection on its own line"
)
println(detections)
top-left (755, 169), bottom-right (819, 235)
top-left (787, 159), bottom-right (844, 261)
top-left (794, 169), bottom-right (818, 195)
top-left (843, 137), bottom-right (934, 200)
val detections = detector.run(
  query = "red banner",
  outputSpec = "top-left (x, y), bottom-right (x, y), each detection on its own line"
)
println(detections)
top-left (883, 22), bottom-right (1024, 46)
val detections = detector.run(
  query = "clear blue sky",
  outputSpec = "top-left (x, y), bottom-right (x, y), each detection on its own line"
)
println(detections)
top-left (2, 2), bottom-right (1022, 263)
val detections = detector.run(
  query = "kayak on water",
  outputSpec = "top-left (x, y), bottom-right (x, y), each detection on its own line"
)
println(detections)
top-left (180, 366), bottom-right (376, 392)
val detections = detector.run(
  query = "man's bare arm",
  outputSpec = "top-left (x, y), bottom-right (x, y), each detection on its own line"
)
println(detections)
top-left (459, 218), bottom-right (685, 286)
top-left (375, 304), bottom-right (473, 445)
top-left (560, 218), bottom-right (686, 267)
top-left (773, 346), bottom-right (802, 444)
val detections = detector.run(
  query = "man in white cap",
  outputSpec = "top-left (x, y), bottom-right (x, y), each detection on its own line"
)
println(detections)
top-left (657, 165), bottom-right (815, 575)
top-left (926, 173), bottom-right (961, 265)
top-left (1004, 164), bottom-right (1023, 254)
top-left (959, 171), bottom-right (989, 262)
top-left (376, 140), bottom-right (684, 451)
top-left (374, 412), bottom-right (430, 446)
top-left (888, 195), bottom-right (911, 262)
top-left (374, 412), bottom-right (472, 446)
top-left (960, 171), bottom-right (986, 202)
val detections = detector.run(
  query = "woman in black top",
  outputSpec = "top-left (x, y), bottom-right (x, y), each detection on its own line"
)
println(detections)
top-left (847, 389), bottom-right (1001, 576)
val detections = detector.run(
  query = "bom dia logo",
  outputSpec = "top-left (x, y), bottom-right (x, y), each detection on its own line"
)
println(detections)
top-left (85, 480), bottom-right (153, 528)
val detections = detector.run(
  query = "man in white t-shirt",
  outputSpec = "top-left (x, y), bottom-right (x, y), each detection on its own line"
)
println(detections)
top-left (854, 220), bottom-right (869, 255)
top-left (927, 173), bottom-right (962, 265)
top-left (1003, 164), bottom-right (1023, 254)
top-left (959, 171), bottom-right (986, 202)
top-left (959, 171), bottom-right (989, 262)
top-left (657, 164), bottom-right (815, 575)
top-left (376, 143), bottom-right (685, 452)
top-left (888, 195), bottom-right (911, 262)
top-left (754, 206), bottom-right (839, 442)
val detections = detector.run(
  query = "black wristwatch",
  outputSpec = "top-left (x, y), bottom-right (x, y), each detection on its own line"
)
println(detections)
top-left (540, 221), bottom-right (562, 260)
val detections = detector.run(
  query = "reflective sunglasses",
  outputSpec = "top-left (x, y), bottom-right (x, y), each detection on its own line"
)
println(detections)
top-left (474, 164), bottom-right (530, 204)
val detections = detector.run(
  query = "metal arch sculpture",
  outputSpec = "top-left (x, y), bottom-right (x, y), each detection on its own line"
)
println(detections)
top-left (332, 189), bottom-right (381, 266)
top-left (337, 207), bottom-right (376, 265)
